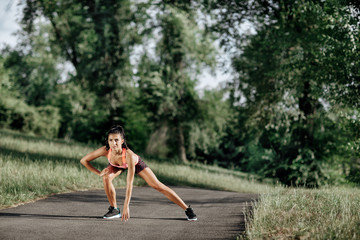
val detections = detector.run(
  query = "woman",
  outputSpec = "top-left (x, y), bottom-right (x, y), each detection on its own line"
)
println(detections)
top-left (80, 125), bottom-right (197, 221)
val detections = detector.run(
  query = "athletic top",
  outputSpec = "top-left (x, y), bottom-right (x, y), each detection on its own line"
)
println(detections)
top-left (107, 148), bottom-right (139, 169)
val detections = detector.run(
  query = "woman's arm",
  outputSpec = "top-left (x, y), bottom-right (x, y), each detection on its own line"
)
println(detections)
top-left (121, 150), bottom-right (137, 221)
top-left (80, 146), bottom-right (107, 176)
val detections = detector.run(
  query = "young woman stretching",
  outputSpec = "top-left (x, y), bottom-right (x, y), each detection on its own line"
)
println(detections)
top-left (80, 125), bottom-right (197, 221)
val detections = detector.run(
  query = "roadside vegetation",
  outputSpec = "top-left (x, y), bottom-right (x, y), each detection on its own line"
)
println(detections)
top-left (0, 129), bottom-right (267, 208)
top-left (1, 129), bottom-right (359, 239)
top-left (243, 187), bottom-right (360, 240)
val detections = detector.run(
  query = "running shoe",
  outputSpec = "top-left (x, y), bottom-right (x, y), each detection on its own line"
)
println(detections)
top-left (185, 206), bottom-right (197, 221)
top-left (103, 206), bottom-right (121, 219)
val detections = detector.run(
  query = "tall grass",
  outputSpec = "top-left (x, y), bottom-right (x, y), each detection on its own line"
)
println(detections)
top-left (244, 187), bottom-right (360, 239)
top-left (0, 129), bottom-right (267, 209)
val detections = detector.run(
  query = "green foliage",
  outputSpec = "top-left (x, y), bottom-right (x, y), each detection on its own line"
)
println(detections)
top-left (119, 87), bottom-right (152, 153)
top-left (241, 105), bottom-right (350, 186)
top-left (138, 55), bottom-right (202, 159)
top-left (2, 23), bottom-right (62, 107)
top-left (187, 89), bottom-right (233, 163)
top-left (20, 0), bottom-right (144, 134)
top-left (0, 22), bottom-right (63, 139)
top-left (209, 0), bottom-right (360, 186)
top-left (0, 90), bottom-right (61, 138)
top-left (47, 81), bottom-right (151, 150)
top-left (0, 55), bottom-right (12, 92)
top-left (49, 82), bottom-right (109, 142)
top-left (157, 6), bottom-right (216, 74)
top-left (335, 108), bottom-right (360, 184)
top-left (137, 3), bottom-right (216, 161)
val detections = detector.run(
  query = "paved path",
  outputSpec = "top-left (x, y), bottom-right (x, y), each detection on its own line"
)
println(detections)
top-left (0, 187), bottom-right (258, 240)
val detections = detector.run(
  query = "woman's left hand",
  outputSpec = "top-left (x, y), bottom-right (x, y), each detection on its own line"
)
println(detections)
top-left (122, 205), bottom-right (130, 221)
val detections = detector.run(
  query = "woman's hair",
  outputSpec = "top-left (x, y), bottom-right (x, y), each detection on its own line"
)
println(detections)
top-left (105, 125), bottom-right (128, 150)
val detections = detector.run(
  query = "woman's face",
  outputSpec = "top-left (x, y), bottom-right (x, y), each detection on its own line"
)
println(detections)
top-left (108, 133), bottom-right (124, 151)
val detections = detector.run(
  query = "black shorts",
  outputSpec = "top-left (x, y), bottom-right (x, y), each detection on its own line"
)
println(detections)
top-left (134, 156), bottom-right (148, 174)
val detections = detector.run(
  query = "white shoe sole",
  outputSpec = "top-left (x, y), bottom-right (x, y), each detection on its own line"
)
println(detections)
top-left (103, 214), bottom-right (121, 219)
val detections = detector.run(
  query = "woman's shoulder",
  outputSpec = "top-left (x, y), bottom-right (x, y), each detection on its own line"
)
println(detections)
top-left (95, 146), bottom-right (108, 155)
top-left (100, 146), bottom-right (108, 151)
top-left (125, 148), bottom-right (138, 161)
top-left (125, 148), bottom-right (136, 156)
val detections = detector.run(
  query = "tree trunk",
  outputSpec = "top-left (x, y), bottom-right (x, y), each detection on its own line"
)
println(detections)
top-left (298, 80), bottom-right (315, 148)
top-left (177, 126), bottom-right (188, 163)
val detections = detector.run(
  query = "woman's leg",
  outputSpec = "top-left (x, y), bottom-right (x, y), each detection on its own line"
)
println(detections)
top-left (102, 167), bottom-right (122, 208)
top-left (138, 167), bottom-right (188, 210)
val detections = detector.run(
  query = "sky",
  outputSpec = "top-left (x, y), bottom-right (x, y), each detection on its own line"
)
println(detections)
top-left (0, 0), bottom-right (230, 90)
top-left (0, 0), bottom-right (21, 48)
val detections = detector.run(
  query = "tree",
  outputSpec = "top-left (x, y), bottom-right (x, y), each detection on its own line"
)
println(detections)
top-left (206, 0), bottom-right (360, 186)
top-left (17, 0), bottom-right (157, 144)
top-left (1, 48), bottom-right (61, 137)
top-left (2, 22), bottom-right (62, 107)
top-left (137, 1), bottom-right (216, 162)
top-left (187, 88), bottom-right (233, 166)
top-left (21, 0), bottom-right (143, 125)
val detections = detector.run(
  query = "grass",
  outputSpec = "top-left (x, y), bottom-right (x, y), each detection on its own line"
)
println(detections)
top-left (148, 161), bottom-right (271, 193)
top-left (1, 129), bottom-right (359, 239)
top-left (244, 187), bottom-right (360, 240)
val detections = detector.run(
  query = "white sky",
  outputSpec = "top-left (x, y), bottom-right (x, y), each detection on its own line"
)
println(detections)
top-left (0, 0), bottom-right (229, 90)
top-left (0, 0), bottom-right (21, 48)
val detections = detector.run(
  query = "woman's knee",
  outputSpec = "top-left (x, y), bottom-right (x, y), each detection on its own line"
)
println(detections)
top-left (151, 181), bottom-right (166, 192)
top-left (102, 174), bottom-right (113, 184)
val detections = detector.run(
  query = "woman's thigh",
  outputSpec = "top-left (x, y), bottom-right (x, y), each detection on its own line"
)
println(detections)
top-left (137, 167), bottom-right (162, 188)
top-left (104, 165), bottom-right (123, 181)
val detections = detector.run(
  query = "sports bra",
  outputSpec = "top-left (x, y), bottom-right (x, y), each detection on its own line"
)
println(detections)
top-left (107, 148), bottom-right (139, 169)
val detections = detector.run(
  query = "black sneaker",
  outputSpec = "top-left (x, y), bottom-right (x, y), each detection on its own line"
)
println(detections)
top-left (103, 206), bottom-right (121, 219)
top-left (185, 206), bottom-right (197, 221)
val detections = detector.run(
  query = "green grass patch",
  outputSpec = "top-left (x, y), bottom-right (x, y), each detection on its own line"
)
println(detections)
top-left (244, 187), bottom-right (360, 240)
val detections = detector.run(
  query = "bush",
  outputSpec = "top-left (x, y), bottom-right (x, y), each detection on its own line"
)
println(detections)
top-left (236, 104), bottom-right (350, 187)
top-left (0, 91), bottom-right (61, 138)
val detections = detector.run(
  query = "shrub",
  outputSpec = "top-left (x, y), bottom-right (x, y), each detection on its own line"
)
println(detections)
top-left (0, 91), bottom-right (61, 138)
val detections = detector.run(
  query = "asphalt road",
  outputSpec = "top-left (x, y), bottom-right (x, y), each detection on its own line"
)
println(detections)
top-left (0, 187), bottom-right (258, 240)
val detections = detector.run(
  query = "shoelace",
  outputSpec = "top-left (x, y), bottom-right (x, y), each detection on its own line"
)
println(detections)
top-left (106, 206), bottom-right (115, 214)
